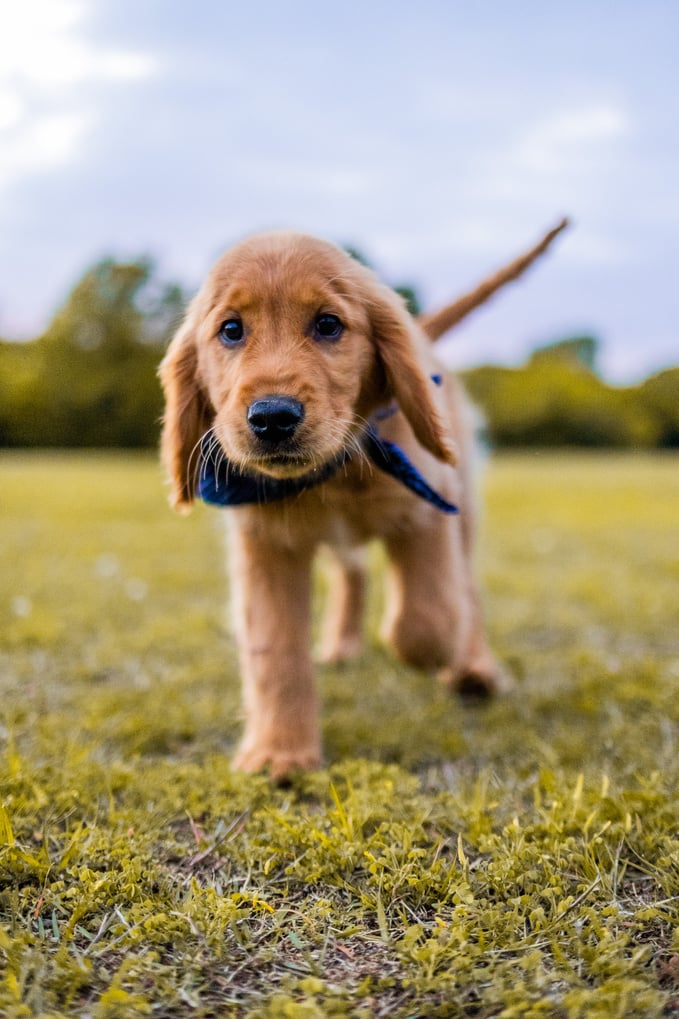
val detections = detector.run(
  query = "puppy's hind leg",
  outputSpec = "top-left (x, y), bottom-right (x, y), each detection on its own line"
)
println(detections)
top-left (317, 544), bottom-right (367, 665)
top-left (438, 564), bottom-right (513, 697)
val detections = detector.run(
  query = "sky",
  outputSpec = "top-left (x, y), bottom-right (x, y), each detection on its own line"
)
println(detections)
top-left (1, 0), bottom-right (677, 381)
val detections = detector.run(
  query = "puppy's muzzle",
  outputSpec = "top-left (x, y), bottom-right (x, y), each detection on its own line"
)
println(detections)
top-left (247, 396), bottom-right (305, 446)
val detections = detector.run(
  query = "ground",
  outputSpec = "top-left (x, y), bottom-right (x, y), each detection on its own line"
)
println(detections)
top-left (0, 451), bottom-right (678, 1018)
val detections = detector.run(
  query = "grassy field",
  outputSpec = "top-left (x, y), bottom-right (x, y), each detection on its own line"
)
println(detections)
top-left (1, 451), bottom-right (678, 1018)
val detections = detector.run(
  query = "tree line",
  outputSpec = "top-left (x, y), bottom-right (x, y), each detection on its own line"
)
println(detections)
top-left (1, 257), bottom-right (677, 449)
top-left (464, 338), bottom-right (679, 449)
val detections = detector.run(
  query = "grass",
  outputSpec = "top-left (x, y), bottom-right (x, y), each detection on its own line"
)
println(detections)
top-left (1, 450), bottom-right (678, 1018)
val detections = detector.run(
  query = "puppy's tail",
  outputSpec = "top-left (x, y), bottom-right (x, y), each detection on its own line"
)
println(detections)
top-left (417, 218), bottom-right (569, 342)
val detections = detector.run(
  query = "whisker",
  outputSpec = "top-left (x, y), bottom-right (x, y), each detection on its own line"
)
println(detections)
top-left (186, 426), bottom-right (217, 497)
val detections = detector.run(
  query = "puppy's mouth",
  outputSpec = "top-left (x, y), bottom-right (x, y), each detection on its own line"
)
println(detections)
top-left (248, 448), bottom-right (333, 480)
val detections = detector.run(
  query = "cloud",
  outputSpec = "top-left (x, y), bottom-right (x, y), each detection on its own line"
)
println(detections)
top-left (0, 112), bottom-right (88, 191)
top-left (0, 92), bottom-right (24, 132)
top-left (0, 1), bottom-right (156, 86)
top-left (0, 0), bottom-right (155, 196)
top-left (416, 102), bottom-right (635, 267)
top-left (516, 105), bottom-right (630, 174)
top-left (475, 102), bottom-right (633, 209)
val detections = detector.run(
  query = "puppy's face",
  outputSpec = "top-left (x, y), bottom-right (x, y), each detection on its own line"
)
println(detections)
top-left (160, 231), bottom-right (455, 509)
top-left (193, 234), bottom-right (377, 479)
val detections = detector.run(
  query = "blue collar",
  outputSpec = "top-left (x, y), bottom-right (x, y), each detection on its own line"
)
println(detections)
top-left (198, 428), bottom-right (458, 514)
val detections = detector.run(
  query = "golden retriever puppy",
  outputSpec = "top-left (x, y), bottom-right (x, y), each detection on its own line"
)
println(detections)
top-left (160, 220), bottom-right (567, 778)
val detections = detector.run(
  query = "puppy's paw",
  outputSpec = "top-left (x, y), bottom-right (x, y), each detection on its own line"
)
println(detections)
top-left (232, 742), bottom-right (322, 781)
top-left (438, 658), bottom-right (515, 698)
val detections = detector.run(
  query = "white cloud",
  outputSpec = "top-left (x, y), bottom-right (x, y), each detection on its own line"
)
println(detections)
top-left (420, 102), bottom-right (635, 268)
top-left (0, 0), bottom-right (155, 196)
top-left (477, 102), bottom-right (633, 211)
top-left (0, 1), bottom-right (155, 86)
top-left (0, 92), bottom-right (24, 132)
top-left (517, 104), bottom-right (630, 174)
top-left (0, 112), bottom-right (89, 193)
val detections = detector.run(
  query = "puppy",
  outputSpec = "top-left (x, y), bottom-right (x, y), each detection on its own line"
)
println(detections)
top-left (160, 220), bottom-right (567, 778)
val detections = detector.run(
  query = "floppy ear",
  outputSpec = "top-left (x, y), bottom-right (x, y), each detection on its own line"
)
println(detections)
top-left (159, 316), bottom-right (213, 511)
top-left (368, 285), bottom-right (458, 466)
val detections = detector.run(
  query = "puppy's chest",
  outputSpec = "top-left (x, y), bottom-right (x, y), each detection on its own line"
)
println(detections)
top-left (248, 467), bottom-right (433, 550)
top-left (321, 471), bottom-right (424, 540)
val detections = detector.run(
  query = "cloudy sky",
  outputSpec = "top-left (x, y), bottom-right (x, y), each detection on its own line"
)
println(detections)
top-left (1, 0), bottom-right (677, 380)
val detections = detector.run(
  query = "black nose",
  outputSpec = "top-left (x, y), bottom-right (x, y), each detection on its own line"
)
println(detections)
top-left (247, 396), bottom-right (305, 444)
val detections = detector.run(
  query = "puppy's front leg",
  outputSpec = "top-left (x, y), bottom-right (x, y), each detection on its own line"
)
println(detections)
top-left (228, 522), bottom-right (320, 779)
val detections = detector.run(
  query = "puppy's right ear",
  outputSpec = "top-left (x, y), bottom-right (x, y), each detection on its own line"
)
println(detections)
top-left (159, 315), bottom-right (212, 512)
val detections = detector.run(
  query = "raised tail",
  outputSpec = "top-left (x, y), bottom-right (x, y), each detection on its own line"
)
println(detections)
top-left (417, 217), bottom-right (569, 342)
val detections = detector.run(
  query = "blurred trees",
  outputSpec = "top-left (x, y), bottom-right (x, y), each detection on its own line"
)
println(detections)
top-left (0, 258), bottom-right (677, 449)
top-left (463, 338), bottom-right (679, 449)
top-left (637, 368), bottom-right (679, 447)
top-left (0, 259), bottom-right (185, 447)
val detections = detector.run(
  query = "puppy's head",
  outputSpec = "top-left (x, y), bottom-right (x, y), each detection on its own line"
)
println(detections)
top-left (159, 232), bottom-right (456, 510)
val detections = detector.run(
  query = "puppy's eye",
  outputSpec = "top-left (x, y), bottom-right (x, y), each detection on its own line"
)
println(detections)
top-left (218, 319), bottom-right (244, 345)
top-left (314, 314), bottom-right (343, 341)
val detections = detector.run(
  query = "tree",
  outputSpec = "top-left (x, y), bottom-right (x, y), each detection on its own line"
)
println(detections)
top-left (638, 368), bottom-right (679, 447)
top-left (463, 337), bottom-right (663, 448)
top-left (529, 335), bottom-right (599, 372)
top-left (0, 258), bottom-right (186, 447)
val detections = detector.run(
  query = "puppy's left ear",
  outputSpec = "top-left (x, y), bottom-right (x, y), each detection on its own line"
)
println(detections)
top-left (368, 285), bottom-right (458, 466)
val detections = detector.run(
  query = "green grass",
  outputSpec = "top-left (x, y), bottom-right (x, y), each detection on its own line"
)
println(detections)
top-left (1, 451), bottom-right (678, 1018)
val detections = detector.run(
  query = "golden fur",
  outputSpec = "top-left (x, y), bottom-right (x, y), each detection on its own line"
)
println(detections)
top-left (160, 221), bottom-right (567, 778)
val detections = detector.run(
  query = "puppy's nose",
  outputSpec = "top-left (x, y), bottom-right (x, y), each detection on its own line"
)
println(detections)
top-left (247, 396), bottom-right (305, 444)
